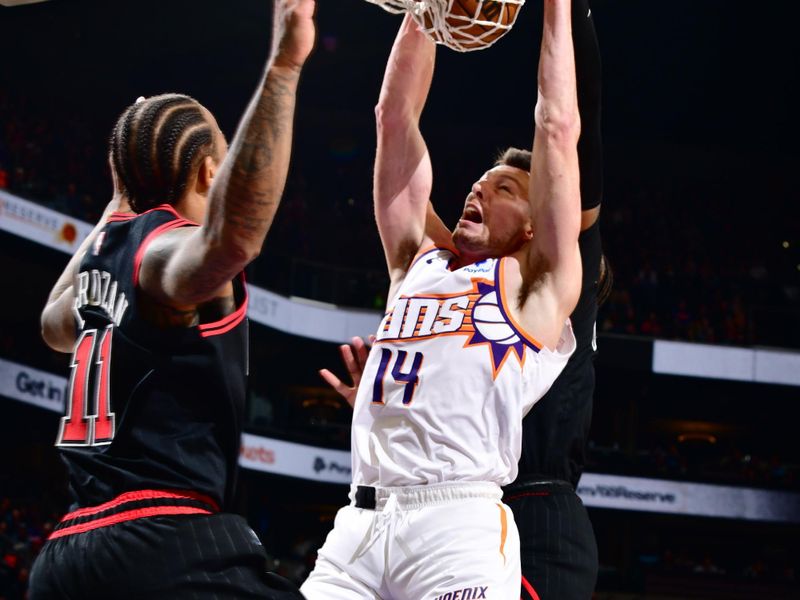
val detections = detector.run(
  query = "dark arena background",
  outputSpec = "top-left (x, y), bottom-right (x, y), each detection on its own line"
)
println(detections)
top-left (1, 0), bottom-right (799, 598)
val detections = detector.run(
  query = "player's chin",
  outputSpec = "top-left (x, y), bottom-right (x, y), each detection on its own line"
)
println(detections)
top-left (453, 223), bottom-right (484, 250)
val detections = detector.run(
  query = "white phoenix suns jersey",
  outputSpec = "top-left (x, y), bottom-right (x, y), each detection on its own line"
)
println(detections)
top-left (351, 246), bottom-right (576, 488)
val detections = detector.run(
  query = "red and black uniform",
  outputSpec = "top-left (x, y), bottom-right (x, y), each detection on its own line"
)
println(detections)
top-left (503, 1), bottom-right (603, 598)
top-left (30, 205), bottom-right (301, 599)
top-left (504, 223), bottom-right (601, 600)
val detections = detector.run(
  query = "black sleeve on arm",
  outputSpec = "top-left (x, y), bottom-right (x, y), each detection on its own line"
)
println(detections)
top-left (573, 0), bottom-right (603, 210)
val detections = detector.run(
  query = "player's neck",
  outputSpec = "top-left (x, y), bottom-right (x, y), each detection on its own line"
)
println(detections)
top-left (451, 249), bottom-right (488, 270)
top-left (173, 191), bottom-right (207, 224)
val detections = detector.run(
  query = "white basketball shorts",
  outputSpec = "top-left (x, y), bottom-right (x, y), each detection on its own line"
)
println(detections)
top-left (300, 481), bottom-right (520, 599)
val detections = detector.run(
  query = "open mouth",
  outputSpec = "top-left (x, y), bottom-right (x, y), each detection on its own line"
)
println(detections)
top-left (462, 205), bottom-right (483, 224)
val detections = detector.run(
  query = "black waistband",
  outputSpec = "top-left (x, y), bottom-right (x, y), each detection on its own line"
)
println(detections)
top-left (502, 478), bottom-right (575, 499)
top-left (51, 490), bottom-right (219, 540)
top-left (354, 485), bottom-right (377, 510)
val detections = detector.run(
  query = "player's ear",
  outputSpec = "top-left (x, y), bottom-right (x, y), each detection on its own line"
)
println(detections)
top-left (523, 216), bottom-right (534, 241)
top-left (196, 155), bottom-right (216, 194)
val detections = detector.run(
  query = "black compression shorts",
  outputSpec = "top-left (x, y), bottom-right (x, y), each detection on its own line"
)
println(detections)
top-left (504, 480), bottom-right (598, 600)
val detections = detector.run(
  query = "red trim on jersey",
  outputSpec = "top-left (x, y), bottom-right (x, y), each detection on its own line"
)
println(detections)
top-left (521, 576), bottom-right (541, 600)
top-left (504, 491), bottom-right (551, 502)
top-left (107, 213), bottom-right (136, 222)
top-left (146, 204), bottom-right (197, 224)
top-left (132, 219), bottom-right (195, 288)
top-left (60, 489), bottom-right (220, 521)
top-left (108, 204), bottom-right (200, 225)
top-left (49, 505), bottom-right (212, 539)
top-left (197, 273), bottom-right (249, 338)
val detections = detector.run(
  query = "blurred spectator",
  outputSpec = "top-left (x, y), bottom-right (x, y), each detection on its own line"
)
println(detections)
top-left (0, 497), bottom-right (60, 600)
top-left (586, 441), bottom-right (798, 489)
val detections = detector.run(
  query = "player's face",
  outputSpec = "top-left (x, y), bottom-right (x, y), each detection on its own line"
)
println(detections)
top-left (452, 165), bottom-right (532, 260)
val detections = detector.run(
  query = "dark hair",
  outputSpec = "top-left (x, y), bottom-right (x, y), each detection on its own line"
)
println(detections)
top-left (110, 93), bottom-right (216, 213)
top-left (495, 147), bottom-right (531, 172)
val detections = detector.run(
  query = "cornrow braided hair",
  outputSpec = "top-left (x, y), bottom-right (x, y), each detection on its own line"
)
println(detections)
top-left (110, 93), bottom-right (216, 213)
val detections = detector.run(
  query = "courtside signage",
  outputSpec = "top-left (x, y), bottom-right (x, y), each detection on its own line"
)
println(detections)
top-left (0, 357), bottom-right (66, 412)
top-left (653, 340), bottom-right (800, 387)
top-left (238, 432), bottom-right (800, 523)
top-left (239, 432), bottom-right (351, 484)
top-left (577, 472), bottom-right (800, 523)
top-left (0, 190), bottom-right (93, 254)
top-left (0, 190), bottom-right (380, 343)
top-left (0, 362), bottom-right (797, 524)
top-left (246, 284), bottom-right (381, 343)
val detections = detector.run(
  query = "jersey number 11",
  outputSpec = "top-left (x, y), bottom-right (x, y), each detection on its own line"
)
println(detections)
top-left (56, 326), bottom-right (116, 447)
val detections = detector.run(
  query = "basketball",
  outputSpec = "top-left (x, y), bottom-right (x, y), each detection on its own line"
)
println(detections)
top-left (418, 0), bottom-right (524, 52)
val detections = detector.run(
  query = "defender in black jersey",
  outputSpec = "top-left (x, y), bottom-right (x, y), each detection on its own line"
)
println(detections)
top-left (32, 2), bottom-right (315, 598)
top-left (503, 1), bottom-right (605, 598)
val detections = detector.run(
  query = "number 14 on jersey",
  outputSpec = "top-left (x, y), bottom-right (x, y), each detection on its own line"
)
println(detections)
top-left (372, 348), bottom-right (424, 406)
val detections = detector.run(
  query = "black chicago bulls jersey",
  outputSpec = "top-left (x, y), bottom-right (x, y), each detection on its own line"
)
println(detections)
top-left (56, 204), bottom-right (248, 511)
top-left (516, 220), bottom-right (601, 487)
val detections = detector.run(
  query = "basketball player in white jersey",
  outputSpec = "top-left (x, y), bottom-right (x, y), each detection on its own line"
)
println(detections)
top-left (301, 1), bottom-right (581, 598)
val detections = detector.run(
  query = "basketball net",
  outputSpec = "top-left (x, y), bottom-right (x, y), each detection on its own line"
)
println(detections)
top-left (364, 0), bottom-right (526, 52)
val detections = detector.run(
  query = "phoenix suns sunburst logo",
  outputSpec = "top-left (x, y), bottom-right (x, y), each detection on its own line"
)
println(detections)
top-left (377, 277), bottom-right (540, 379)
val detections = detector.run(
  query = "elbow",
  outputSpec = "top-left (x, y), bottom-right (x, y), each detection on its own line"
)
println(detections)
top-left (239, 245), bottom-right (262, 266)
top-left (216, 240), bottom-right (260, 273)
top-left (535, 104), bottom-right (581, 147)
top-left (40, 323), bottom-right (56, 351)
top-left (204, 223), bottom-right (263, 271)
top-left (41, 312), bottom-right (73, 354)
top-left (42, 330), bottom-right (70, 354)
top-left (375, 102), bottom-right (414, 135)
top-left (220, 234), bottom-right (263, 271)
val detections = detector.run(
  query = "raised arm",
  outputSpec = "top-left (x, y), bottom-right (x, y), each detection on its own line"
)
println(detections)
top-left (374, 15), bottom-right (444, 295)
top-left (144, 0), bottom-right (316, 306)
top-left (573, 0), bottom-right (603, 230)
top-left (526, 0), bottom-right (582, 312)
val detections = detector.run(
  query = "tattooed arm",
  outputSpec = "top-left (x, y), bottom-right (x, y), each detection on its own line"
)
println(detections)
top-left (140, 0), bottom-right (316, 307)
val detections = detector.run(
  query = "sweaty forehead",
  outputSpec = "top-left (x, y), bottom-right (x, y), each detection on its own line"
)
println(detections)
top-left (482, 164), bottom-right (529, 186)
